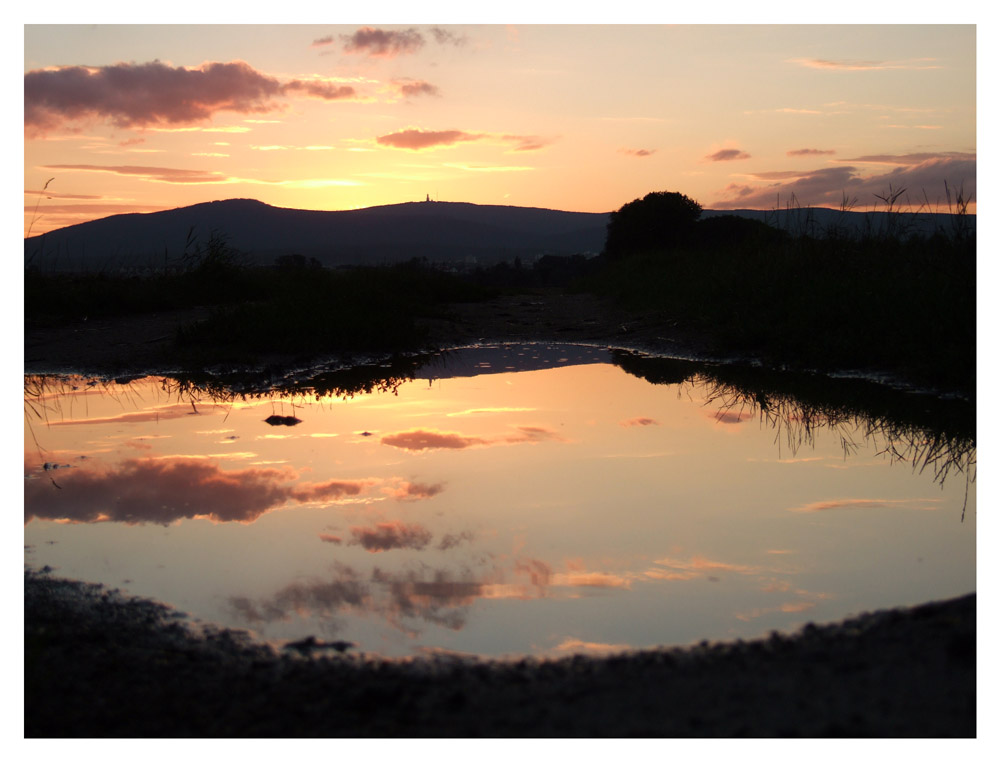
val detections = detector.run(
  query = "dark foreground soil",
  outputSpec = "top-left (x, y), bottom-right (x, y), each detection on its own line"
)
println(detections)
top-left (24, 570), bottom-right (974, 738)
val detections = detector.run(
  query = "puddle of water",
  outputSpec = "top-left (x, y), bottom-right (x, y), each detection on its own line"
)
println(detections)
top-left (24, 344), bottom-right (975, 659)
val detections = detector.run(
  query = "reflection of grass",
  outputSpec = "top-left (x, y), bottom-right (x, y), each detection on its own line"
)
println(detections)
top-left (584, 217), bottom-right (975, 397)
top-left (613, 351), bottom-right (976, 516)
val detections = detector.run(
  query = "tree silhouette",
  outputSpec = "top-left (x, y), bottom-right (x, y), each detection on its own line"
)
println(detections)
top-left (603, 191), bottom-right (702, 259)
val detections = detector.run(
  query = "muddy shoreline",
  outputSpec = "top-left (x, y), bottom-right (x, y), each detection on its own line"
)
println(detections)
top-left (24, 569), bottom-right (975, 737)
top-left (19, 289), bottom-right (796, 379)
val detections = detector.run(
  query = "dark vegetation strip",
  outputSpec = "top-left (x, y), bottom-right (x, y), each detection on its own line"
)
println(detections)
top-left (580, 192), bottom-right (975, 398)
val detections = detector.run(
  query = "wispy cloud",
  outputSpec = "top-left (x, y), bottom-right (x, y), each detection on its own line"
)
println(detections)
top-left (619, 148), bottom-right (657, 158)
top-left (39, 164), bottom-right (229, 184)
top-left (381, 480), bottom-right (446, 501)
top-left (706, 148), bottom-right (751, 162)
top-left (381, 426), bottom-right (562, 452)
top-left (790, 497), bottom-right (942, 512)
top-left (787, 148), bottom-right (835, 156)
top-left (553, 637), bottom-right (632, 655)
top-left (377, 128), bottom-right (483, 151)
top-left (788, 57), bottom-right (941, 71)
top-left (644, 555), bottom-right (760, 581)
top-left (713, 153), bottom-right (975, 210)
top-left (620, 417), bottom-right (659, 427)
top-left (429, 27), bottom-right (468, 47)
top-left (376, 128), bottom-right (555, 152)
top-left (839, 151), bottom-right (974, 166)
top-left (390, 78), bottom-right (441, 98)
top-left (282, 79), bottom-right (357, 100)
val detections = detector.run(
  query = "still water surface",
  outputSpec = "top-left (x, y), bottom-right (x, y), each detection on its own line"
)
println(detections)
top-left (24, 344), bottom-right (975, 659)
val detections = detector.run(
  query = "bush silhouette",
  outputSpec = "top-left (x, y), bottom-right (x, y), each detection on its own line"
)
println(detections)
top-left (693, 214), bottom-right (789, 250)
top-left (603, 191), bottom-right (702, 259)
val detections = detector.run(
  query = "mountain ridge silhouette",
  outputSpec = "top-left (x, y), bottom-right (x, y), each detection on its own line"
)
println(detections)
top-left (24, 197), bottom-right (974, 272)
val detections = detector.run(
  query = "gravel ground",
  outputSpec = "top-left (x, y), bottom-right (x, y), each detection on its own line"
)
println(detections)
top-left (24, 569), bottom-right (975, 738)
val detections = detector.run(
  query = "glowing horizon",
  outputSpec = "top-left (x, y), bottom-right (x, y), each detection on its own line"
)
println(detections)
top-left (24, 24), bottom-right (976, 236)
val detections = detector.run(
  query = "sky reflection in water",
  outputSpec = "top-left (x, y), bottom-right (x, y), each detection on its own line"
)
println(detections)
top-left (24, 345), bottom-right (975, 659)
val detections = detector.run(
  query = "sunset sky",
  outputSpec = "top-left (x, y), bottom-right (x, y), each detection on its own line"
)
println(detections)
top-left (23, 21), bottom-right (977, 236)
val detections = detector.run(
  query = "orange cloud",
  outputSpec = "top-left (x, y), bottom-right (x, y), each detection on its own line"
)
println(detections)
top-left (554, 638), bottom-right (632, 655)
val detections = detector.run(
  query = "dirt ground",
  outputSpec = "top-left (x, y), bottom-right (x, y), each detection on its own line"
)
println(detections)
top-left (23, 289), bottom-right (716, 378)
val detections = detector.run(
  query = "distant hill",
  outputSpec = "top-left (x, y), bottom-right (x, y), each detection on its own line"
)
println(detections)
top-left (23, 199), bottom-right (610, 272)
top-left (24, 198), bottom-right (974, 273)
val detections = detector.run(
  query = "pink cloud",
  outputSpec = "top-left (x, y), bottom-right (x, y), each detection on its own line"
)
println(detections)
top-left (25, 60), bottom-right (286, 135)
top-left (376, 128), bottom-right (482, 151)
top-left (381, 429), bottom-right (487, 451)
top-left (24, 458), bottom-right (372, 525)
top-left (376, 129), bottom-right (553, 152)
top-left (380, 426), bottom-right (561, 452)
